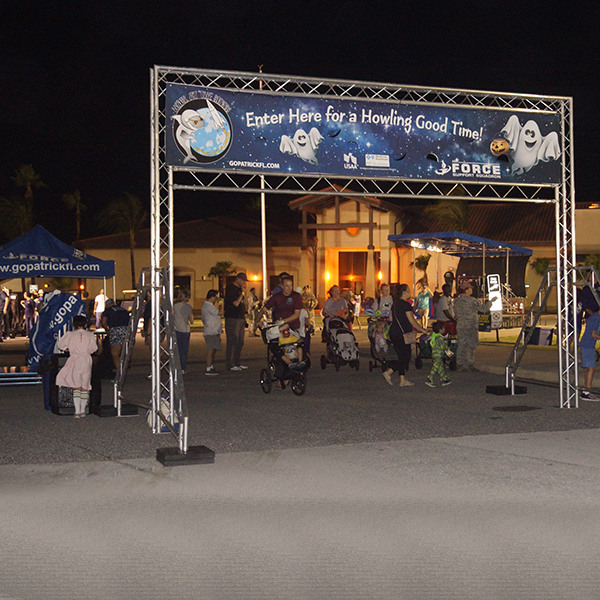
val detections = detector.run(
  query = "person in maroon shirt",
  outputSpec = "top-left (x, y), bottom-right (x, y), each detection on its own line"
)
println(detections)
top-left (264, 276), bottom-right (303, 331)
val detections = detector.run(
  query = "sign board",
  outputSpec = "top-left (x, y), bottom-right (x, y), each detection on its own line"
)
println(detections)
top-left (487, 274), bottom-right (503, 330)
top-left (165, 84), bottom-right (562, 185)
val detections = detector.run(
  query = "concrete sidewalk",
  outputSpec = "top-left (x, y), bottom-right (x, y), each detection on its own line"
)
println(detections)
top-left (1, 326), bottom-right (599, 598)
top-left (1, 430), bottom-right (600, 599)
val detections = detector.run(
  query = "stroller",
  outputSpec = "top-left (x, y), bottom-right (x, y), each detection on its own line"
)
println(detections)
top-left (414, 332), bottom-right (457, 371)
top-left (366, 317), bottom-right (398, 372)
top-left (320, 317), bottom-right (360, 372)
top-left (259, 323), bottom-right (310, 396)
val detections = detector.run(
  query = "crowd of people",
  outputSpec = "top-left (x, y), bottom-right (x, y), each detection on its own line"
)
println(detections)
top-left (0, 287), bottom-right (48, 341)
top-left (192, 270), bottom-right (492, 385)
top-left (40, 269), bottom-right (494, 414)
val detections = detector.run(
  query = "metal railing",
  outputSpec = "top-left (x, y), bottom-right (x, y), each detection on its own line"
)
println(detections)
top-left (113, 267), bottom-right (188, 452)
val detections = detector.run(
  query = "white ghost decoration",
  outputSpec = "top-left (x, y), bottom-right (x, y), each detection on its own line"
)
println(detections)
top-left (279, 127), bottom-right (324, 165)
top-left (172, 109), bottom-right (205, 164)
top-left (500, 115), bottom-right (561, 176)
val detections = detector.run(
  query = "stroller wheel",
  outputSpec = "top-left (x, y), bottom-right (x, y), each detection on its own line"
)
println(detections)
top-left (368, 360), bottom-right (374, 372)
top-left (415, 357), bottom-right (423, 370)
top-left (353, 360), bottom-right (360, 371)
top-left (334, 357), bottom-right (341, 372)
top-left (259, 369), bottom-right (272, 393)
top-left (291, 374), bottom-right (306, 396)
top-left (320, 355), bottom-right (327, 370)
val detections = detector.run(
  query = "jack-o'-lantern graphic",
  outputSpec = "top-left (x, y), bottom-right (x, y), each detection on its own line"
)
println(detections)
top-left (490, 138), bottom-right (510, 156)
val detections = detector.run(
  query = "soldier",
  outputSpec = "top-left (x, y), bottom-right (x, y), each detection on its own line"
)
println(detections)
top-left (301, 285), bottom-right (318, 328)
top-left (452, 282), bottom-right (492, 371)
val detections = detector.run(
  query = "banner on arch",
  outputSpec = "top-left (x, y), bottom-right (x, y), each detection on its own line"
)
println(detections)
top-left (165, 83), bottom-right (562, 185)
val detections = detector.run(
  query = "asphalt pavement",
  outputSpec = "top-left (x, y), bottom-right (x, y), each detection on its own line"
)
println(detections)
top-left (1, 327), bottom-right (599, 599)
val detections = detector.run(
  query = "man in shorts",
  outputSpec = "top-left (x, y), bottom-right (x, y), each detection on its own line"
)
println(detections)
top-left (579, 308), bottom-right (600, 400)
top-left (201, 289), bottom-right (223, 375)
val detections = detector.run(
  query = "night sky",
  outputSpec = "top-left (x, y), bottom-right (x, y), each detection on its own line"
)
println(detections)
top-left (0, 2), bottom-right (596, 242)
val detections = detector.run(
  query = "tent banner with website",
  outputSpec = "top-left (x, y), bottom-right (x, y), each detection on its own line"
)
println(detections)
top-left (165, 83), bottom-right (562, 185)
top-left (27, 291), bottom-right (86, 371)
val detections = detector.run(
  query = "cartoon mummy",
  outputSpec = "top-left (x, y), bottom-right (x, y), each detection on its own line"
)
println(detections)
top-left (172, 109), bottom-right (205, 164)
top-left (279, 127), bottom-right (324, 165)
top-left (500, 115), bottom-right (561, 176)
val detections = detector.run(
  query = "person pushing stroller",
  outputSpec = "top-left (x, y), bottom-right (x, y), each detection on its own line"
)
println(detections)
top-left (263, 276), bottom-right (303, 333)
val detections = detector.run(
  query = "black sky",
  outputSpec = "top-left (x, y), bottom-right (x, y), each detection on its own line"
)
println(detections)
top-left (0, 2), bottom-right (597, 241)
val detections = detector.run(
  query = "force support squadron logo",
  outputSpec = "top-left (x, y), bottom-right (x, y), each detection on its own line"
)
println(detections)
top-left (171, 97), bottom-right (232, 164)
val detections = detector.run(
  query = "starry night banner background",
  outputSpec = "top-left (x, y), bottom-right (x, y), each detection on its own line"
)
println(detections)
top-left (165, 84), bottom-right (562, 185)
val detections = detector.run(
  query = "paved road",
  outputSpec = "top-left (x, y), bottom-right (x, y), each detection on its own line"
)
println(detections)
top-left (1, 330), bottom-right (599, 598)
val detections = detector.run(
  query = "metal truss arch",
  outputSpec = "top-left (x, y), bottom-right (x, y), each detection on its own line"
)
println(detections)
top-left (149, 66), bottom-right (578, 452)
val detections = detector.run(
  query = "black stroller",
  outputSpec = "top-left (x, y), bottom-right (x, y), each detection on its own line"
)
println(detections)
top-left (320, 317), bottom-right (360, 372)
top-left (414, 334), bottom-right (457, 371)
top-left (259, 323), bottom-right (310, 396)
top-left (366, 317), bottom-right (398, 372)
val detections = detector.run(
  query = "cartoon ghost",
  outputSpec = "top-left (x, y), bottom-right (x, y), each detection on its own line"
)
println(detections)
top-left (500, 115), bottom-right (561, 175)
top-left (172, 109), bottom-right (206, 164)
top-left (279, 127), bottom-right (324, 165)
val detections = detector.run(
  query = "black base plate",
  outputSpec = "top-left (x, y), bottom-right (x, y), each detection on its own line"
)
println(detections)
top-left (120, 403), bottom-right (139, 416)
top-left (156, 445), bottom-right (215, 466)
top-left (486, 384), bottom-right (528, 395)
top-left (93, 404), bottom-right (118, 417)
top-left (94, 403), bottom-right (139, 417)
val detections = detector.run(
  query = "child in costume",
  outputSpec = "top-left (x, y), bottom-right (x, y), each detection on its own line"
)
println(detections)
top-left (56, 315), bottom-right (98, 417)
top-left (425, 321), bottom-right (452, 387)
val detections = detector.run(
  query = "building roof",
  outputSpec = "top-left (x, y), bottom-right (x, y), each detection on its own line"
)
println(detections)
top-left (78, 215), bottom-right (302, 250)
top-left (288, 184), bottom-right (399, 214)
top-left (400, 202), bottom-right (555, 246)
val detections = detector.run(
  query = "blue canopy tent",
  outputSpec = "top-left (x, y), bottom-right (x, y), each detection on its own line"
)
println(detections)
top-left (0, 225), bottom-right (114, 280)
top-left (388, 231), bottom-right (533, 296)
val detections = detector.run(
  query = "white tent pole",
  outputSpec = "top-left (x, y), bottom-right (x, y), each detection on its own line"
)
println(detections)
top-left (259, 66), bottom-right (268, 299)
top-left (482, 244), bottom-right (486, 295)
top-left (412, 246), bottom-right (416, 294)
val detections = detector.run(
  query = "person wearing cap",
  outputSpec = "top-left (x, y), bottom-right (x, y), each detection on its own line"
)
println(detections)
top-left (224, 272), bottom-right (248, 372)
top-left (452, 281), bottom-right (492, 371)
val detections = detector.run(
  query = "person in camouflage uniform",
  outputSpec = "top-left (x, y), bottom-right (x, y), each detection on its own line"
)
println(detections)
top-left (301, 285), bottom-right (318, 327)
top-left (453, 281), bottom-right (492, 371)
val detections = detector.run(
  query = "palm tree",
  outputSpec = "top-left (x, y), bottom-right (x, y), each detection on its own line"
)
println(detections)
top-left (0, 165), bottom-right (45, 239)
top-left (423, 198), bottom-right (468, 231)
top-left (62, 189), bottom-right (86, 241)
top-left (208, 261), bottom-right (238, 293)
top-left (11, 164), bottom-right (45, 201)
top-left (410, 253), bottom-right (432, 286)
top-left (98, 193), bottom-right (148, 288)
top-left (0, 193), bottom-right (34, 237)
